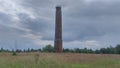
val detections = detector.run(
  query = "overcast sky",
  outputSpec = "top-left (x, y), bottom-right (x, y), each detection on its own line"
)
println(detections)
top-left (0, 0), bottom-right (120, 50)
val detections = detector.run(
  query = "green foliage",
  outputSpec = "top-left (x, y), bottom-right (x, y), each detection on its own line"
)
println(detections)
top-left (95, 50), bottom-right (100, 54)
top-left (63, 48), bottom-right (70, 52)
top-left (63, 45), bottom-right (120, 54)
top-left (12, 52), bottom-right (17, 56)
top-left (42, 44), bottom-right (55, 52)
top-left (116, 44), bottom-right (120, 54)
top-left (0, 44), bottom-right (120, 54)
top-left (63, 48), bottom-right (94, 53)
top-left (16, 49), bottom-right (22, 53)
top-left (0, 48), bottom-right (7, 52)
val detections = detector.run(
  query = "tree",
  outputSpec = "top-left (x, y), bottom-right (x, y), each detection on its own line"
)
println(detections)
top-left (95, 49), bottom-right (100, 54)
top-left (115, 44), bottom-right (120, 54)
top-left (74, 48), bottom-right (80, 53)
top-left (0, 48), bottom-right (4, 52)
top-left (63, 48), bottom-right (70, 52)
top-left (100, 48), bottom-right (107, 54)
top-left (42, 44), bottom-right (55, 52)
top-left (106, 46), bottom-right (116, 54)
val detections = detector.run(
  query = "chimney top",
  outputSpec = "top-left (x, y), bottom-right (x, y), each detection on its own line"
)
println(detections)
top-left (56, 6), bottom-right (61, 9)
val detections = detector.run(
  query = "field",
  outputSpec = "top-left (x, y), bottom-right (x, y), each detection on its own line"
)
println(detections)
top-left (0, 52), bottom-right (120, 68)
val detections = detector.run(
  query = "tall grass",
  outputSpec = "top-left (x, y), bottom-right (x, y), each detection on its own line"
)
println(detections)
top-left (0, 53), bottom-right (120, 68)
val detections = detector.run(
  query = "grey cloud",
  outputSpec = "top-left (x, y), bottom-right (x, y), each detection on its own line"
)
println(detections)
top-left (17, 13), bottom-right (54, 40)
top-left (0, 0), bottom-right (120, 49)
top-left (61, 1), bottom-right (120, 41)
top-left (21, 0), bottom-right (52, 8)
top-left (0, 13), bottom-right (12, 24)
top-left (19, 0), bottom-right (120, 45)
top-left (67, 1), bottom-right (120, 17)
top-left (18, 13), bottom-right (47, 32)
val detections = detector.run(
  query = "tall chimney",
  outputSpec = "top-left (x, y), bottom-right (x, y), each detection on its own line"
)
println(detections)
top-left (54, 6), bottom-right (62, 52)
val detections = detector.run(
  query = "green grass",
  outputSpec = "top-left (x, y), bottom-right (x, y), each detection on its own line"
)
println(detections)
top-left (0, 53), bottom-right (120, 68)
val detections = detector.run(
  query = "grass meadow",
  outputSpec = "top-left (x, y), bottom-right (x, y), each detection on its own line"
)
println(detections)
top-left (0, 52), bottom-right (120, 68)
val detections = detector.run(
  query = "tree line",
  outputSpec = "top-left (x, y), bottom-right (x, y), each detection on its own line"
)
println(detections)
top-left (0, 44), bottom-right (120, 54)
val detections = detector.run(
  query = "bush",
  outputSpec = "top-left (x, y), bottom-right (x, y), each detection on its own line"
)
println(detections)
top-left (12, 52), bottom-right (17, 56)
top-left (42, 44), bottom-right (55, 52)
